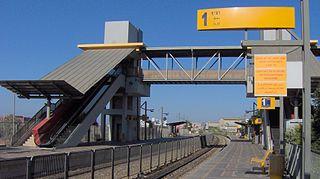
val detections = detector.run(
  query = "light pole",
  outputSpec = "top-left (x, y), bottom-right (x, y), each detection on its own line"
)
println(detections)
top-left (160, 106), bottom-right (169, 138)
top-left (12, 94), bottom-right (15, 135)
top-left (301, 0), bottom-right (312, 178)
top-left (141, 101), bottom-right (154, 140)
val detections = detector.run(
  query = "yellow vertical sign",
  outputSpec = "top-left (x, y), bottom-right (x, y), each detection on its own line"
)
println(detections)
top-left (254, 54), bottom-right (287, 96)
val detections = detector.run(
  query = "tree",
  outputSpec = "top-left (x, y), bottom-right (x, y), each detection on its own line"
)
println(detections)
top-left (286, 124), bottom-right (302, 145)
top-left (312, 85), bottom-right (320, 151)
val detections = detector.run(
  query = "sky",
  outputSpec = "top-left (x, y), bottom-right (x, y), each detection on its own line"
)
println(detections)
top-left (0, 0), bottom-right (319, 122)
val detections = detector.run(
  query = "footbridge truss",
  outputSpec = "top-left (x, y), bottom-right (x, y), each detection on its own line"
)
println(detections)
top-left (141, 46), bottom-right (248, 84)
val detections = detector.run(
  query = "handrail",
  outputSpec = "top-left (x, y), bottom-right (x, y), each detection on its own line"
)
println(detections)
top-left (286, 141), bottom-right (320, 155)
top-left (10, 100), bottom-right (62, 146)
top-left (39, 68), bottom-right (121, 147)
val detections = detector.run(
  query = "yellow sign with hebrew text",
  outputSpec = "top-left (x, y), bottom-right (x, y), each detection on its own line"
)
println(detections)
top-left (197, 7), bottom-right (295, 30)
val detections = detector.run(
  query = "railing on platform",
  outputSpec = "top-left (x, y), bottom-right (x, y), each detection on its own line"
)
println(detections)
top-left (285, 142), bottom-right (320, 179)
top-left (0, 135), bottom-right (216, 179)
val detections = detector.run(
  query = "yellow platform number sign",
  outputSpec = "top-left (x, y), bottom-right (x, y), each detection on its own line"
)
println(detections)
top-left (257, 97), bottom-right (276, 110)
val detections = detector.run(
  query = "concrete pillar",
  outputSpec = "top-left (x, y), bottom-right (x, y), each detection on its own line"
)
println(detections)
top-left (121, 93), bottom-right (128, 142)
top-left (100, 113), bottom-right (106, 141)
top-left (46, 99), bottom-right (51, 119)
top-left (279, 97), bottom-right (285, 154)
top-left (262, 110), bottom-right (271, 150)
top-left (87, 128), bottom-right (91, 143)
top-left (262, 110), bottom-right (273, 150)
top-left (108, 117), bottom-right (112, 141)
top-left (136, 97), bottom-right (140, 141)
top-left (294, 98), bottom-right (299, 119)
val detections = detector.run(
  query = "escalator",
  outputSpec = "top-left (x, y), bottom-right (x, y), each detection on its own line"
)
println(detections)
top-left (10, 101), bottom-right (61, 146)
top-left (32, 70), bottom-right (125, 147)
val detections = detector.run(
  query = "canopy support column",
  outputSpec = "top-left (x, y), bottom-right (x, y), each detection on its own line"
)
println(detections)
top-left (46, 98), bottom-right (51, 119)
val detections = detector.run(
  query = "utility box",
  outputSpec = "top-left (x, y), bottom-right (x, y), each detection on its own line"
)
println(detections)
top-left (269, 154), bottom-right (285, 179)
top-left (104, 21), bottom-right (143, 44)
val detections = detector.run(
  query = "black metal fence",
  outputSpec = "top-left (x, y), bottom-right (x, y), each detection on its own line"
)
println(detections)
top-left (0, 135), bottom-right (215, 179)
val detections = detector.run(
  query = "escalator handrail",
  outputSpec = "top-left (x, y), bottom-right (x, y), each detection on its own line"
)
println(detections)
top-left (10, 100), bottom-right (62, 146)
top-left (39, 68), bottom-right (121, 147)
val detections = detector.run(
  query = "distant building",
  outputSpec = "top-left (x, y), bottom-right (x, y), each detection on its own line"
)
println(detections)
top-left (207, 121), bottom-right (220, 129)
top-left (191, 122), bottom-right (202, 133)
top-left (205, 118), bottom-right (244, 134)
top-left (219, 118), bottom-right (244, 133)
top-left (0, 115), bottom-right (31, 123)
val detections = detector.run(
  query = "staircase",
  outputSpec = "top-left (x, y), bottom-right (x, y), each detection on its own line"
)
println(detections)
top-left (23, 135), bottom-right (36, 147)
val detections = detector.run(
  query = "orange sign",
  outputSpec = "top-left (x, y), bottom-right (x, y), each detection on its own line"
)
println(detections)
top-left (255, 69), bottom-right (287, 81)
top-left (254, 54), bottom-right (287, 96)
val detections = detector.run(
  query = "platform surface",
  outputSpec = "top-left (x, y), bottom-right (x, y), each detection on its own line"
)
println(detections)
top-left (183, 139), bottom-right (269, 179)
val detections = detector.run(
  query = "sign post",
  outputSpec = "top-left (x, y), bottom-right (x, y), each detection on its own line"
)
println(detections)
top-left (301, 0), bottom-right (312, 178)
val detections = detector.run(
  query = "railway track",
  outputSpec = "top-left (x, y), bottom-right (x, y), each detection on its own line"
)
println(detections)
top-left (70, 135), bottom-right (230, 179)
top-left (144, 135), bottom-right (229, 179)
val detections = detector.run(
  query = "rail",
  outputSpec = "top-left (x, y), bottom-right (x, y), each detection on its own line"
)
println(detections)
top-left (0, 134), bottom-right (222, 179)
top-left (285, 142), bottom-right (320, 179)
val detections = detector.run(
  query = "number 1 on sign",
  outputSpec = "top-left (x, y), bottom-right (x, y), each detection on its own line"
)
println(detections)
top-left (202, 12), bottom-right (207, 26)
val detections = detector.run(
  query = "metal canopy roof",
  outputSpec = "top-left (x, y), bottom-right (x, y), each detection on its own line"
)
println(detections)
top-left (167, 121), bottom-right (187, 126)
top-left (0, 80), bottom-right (82, 99)
top-left (143, 46), bottom-right (245, 58)
top-left (0, 48), bottom-right (134, 99)
top-left (42, 48), bottom-right (134, 94)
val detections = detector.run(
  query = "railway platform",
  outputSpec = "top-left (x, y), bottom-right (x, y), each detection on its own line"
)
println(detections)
top-left (183, 137), bottom-right (269, 179)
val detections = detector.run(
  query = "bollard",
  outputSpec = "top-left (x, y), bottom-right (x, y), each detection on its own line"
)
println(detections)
top-left (158, 143), bottom-right (161, 167)
top-left (91, 150), bottom-right (95, 179)
top-left (26, 157), bottom-right (32, 179)
top-left (111, 147), bottom-right (115, 179)
top-left (150, 144), bottom-right (153, 171)
top-left (127, 146), bottom-right (131, 177)
top-left (186, 139), bottom-right (188, 156)
top-left (184, 140), bottom-right (186, 157)
top-left (176, 141), bottom-right (179, 161)
top-left (139, 144), bottom-right (143, 174)
top-left (193, 137), bottom-right (195, 153)
top-left (171, 141), bottom-right (174, 162)
top-left (64, 153), bottom-right (69, 179)
top-left (165, 141), bottom-right (168, 165)
top-left (179, 140), bottom-right (182, 159)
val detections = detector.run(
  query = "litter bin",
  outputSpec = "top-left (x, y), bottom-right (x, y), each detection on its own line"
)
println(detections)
top-left (269, 154), bottom-right (285, 179)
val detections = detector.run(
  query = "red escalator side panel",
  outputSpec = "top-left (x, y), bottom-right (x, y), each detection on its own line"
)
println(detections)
top-left (32, 103), bottom-right (70, 145)
top-left (32, 117), bottom-right (49, 145)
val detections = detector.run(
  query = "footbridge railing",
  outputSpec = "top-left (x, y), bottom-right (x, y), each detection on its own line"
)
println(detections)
top-left (141, 47), bottom-right (248, 84)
